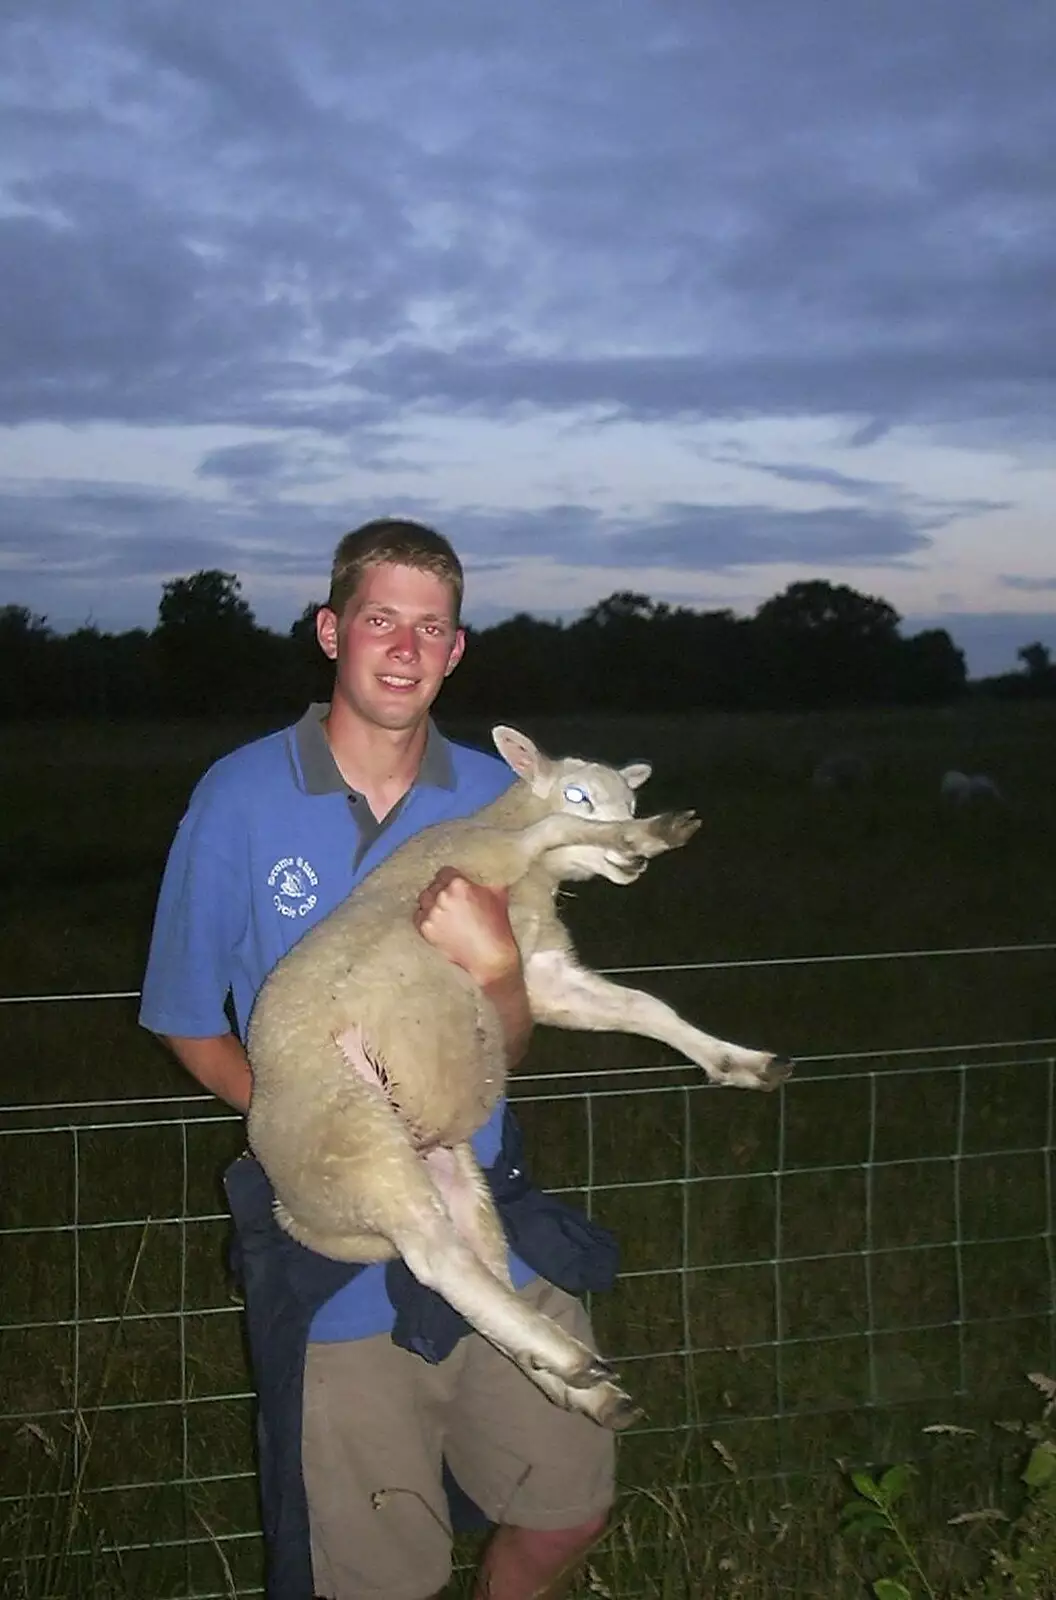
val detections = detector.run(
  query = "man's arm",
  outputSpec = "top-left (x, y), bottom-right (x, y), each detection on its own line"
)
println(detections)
top-left (413, 867), bottom-right (534, 1066)
top-left (160, 1032), bottom-right (253, 1114)
top-left (139, 777), bottom-right (254, 1106)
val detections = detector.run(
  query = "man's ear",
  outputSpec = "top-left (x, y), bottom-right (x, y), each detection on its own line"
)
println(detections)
top-left (443, 628), bottom-right (466, 677)
top-left (316, 606), bottom-right (340, 661)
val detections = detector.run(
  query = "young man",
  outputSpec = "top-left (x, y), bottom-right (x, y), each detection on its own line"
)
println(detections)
top-left (140, 519), bottom-right (616, 1600)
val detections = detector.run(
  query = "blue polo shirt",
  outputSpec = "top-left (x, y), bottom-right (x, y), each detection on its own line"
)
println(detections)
top-left (139, 704), bottom-right (536, 1340)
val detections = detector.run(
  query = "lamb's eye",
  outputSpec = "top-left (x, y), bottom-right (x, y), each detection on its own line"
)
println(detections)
top-left (563, 784), bottom-right (594, 811)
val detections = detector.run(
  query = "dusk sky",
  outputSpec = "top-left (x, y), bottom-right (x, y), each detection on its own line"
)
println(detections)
top-left (1, 1), bottom-right (1053, 678)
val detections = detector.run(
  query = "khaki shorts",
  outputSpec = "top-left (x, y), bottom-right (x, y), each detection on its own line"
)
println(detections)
top-left (301, 1278), bottom-right (616, 1599)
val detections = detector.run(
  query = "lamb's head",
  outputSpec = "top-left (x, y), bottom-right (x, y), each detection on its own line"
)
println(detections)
top-left (492, 724), bottom-right (695, 885)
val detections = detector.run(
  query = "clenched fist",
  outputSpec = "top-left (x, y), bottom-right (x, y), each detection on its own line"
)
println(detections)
top-left (413, 867), bottom-right (521, 987)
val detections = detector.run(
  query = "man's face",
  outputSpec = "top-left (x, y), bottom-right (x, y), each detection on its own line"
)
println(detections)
top-left (316, 561), bottom-right (465, 732)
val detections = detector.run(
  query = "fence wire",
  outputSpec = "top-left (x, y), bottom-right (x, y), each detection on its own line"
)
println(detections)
top-left (1, 945), bottom-right (1053, 1598)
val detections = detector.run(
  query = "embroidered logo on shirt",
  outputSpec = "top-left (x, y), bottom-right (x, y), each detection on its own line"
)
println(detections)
top-left (267, 856), bottom-right (319, 919)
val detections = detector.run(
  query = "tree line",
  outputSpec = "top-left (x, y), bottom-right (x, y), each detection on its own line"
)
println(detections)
top-left (1, 570), bottom-right (1053, 721)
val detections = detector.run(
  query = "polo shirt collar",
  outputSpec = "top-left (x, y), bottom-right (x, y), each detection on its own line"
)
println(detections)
top-left (291, 703), bottom-right (456, 796)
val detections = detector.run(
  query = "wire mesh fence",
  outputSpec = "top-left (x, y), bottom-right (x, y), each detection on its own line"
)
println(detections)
top-left (1, 945), bottom-right (1053, 1597)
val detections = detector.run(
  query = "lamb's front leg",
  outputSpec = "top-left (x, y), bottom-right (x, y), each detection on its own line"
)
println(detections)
top-left (453, 809), bottom-right (700, 889)
top-left (526, 950), bottom-right (793, 1091)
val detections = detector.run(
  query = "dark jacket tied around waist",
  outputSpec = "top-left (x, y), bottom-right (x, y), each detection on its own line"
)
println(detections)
top-left (224, 1105), bottom-right (620, 1600)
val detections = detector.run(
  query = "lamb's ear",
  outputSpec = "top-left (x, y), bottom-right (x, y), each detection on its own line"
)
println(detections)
top-left (492, 725), bottom-right (552, 787)
top-left (620, 761), bottom-right (652, 790)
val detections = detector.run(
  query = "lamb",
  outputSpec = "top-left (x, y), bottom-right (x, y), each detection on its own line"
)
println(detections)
top-left (940, 769), bottom-right (1004, 804)
top-left (246, 725), bottom-right (792, 1430)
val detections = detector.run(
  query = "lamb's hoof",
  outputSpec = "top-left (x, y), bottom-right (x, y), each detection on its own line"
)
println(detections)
top-left (713, 1049), bottom-right (795, 1091)
top-left (604, 850), bottom-right (646, 879)
top-left (662, 809), bottom-right (701, 848)
top-left (761, 1054), bottom-right (794, 1089)
top-left (597, 1389), bottom-right (644, 1432)
top-left (565, 1356), bottom-right (617, 1390)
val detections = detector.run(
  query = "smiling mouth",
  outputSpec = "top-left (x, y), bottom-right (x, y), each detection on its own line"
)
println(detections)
top-left (377, 674), bottom-right (419, 690)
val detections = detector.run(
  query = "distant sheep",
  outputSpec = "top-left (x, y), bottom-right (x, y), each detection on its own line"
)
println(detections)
top-left (940, 770), bottom-right (1005, 805)
top-left (247, 725), bottom-right (792, 1431)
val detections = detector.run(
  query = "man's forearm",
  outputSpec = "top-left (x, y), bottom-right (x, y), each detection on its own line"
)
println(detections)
top-left (161, 1032), bottom-right (253, 1114)
top-left (482, 966), bottom-right (534, 1069)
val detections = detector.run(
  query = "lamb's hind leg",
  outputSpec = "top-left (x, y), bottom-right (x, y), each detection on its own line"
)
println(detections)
top-left (424, 1145), bottom-right (641, 1427)
top-left (387, 1179), bottom-right (639, 1429)
top-left (423, 1143), bottom-right (511, 1287)
top-left (308, 1112), bottom-right (638, 1429)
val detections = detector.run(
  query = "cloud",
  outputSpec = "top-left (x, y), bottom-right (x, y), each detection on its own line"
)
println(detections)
top-left (0, 476), bottom-right (936, 601)
top-left (732, 461), bottom-right (891, 498)
top-left (0, 0), bottom-right (1052, 439)
top-left (449, 501), bottom-right (932, 570)
top-left (196, 441), bottom-right (301, 487)
top-left (849, 420), bottom-right (892, 449)
top-left (351, 334), bottom-right (1055, 439)
top-left (1001, 574), bottom-right (1056, 593)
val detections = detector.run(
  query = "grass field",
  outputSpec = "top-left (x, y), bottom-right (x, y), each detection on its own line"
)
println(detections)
top-left (1, 700), bottom-right (1055, 1596)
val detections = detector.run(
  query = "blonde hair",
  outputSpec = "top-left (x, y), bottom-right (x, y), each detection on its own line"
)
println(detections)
top-left (326, 518), bottom-right (464, 620)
